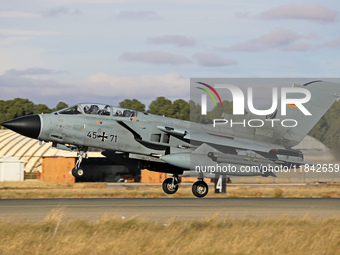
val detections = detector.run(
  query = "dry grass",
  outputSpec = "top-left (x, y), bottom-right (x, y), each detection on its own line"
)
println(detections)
top-left (1, 182), bottom-right (339, 254)
top-left (0, 181), bottom-right (340, 199)
top-left (225, 185), bottom-right (340, 198)
top-left (0, 209), bottom-right (339, 255)
top-left (0, 181), bottom-right (106, 190)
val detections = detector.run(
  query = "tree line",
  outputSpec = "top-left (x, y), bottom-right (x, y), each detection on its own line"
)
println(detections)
top-left (0, 99), bottom-right (68, 124)
top-left (1, 97), bottom-right (339, 155)
top-left (309, 100), bottom-right (340, 155)
top-left (0, 97), bottom-right (224, 123)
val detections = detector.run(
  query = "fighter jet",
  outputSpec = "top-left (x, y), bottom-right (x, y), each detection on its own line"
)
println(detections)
top-left (2, 80), bottom-right (340, 197)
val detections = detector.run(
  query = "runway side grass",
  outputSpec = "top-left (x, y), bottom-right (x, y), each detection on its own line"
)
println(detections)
top-left (0, 181), bottom-right (340, 198)
top-left (0, 210), bottom-right (339, 255)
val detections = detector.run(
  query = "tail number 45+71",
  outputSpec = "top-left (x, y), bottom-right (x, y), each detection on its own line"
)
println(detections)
top-left (87, 131), bottom-right (117, 142)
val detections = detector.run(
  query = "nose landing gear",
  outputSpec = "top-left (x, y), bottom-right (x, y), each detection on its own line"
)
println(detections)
top-left (71, 147), bottom-right (88, 178)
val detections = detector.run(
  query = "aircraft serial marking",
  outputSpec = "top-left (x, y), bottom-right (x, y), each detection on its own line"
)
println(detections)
top-left (87, 131), bottom-right (117, 142)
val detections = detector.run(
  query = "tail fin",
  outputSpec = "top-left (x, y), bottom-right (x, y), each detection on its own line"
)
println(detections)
top-left (224, 81), bottom-right (340, 148)
top-left (265, 81), bottom-right (340, 147)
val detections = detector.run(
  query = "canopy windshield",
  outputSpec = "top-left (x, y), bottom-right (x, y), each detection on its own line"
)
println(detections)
top-left (58, 103), bottom-right (137, 117)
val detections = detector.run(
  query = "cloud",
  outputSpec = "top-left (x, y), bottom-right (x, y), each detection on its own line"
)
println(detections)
top-left (4, 68), bottom-right (68, 76)
top-left (234, 11), bottom-right (252, 19)
top-left (0, 72), bottom-right (189, 107)
top-left (148, 35), bottom-right (196, 47)
top-left (0, 28), bottom-right (58, 45)
top-left (193, 53), bottom-right (238, 67)
top-left (0, 36), bottom-right (32, 45)
top-left (42, 7), bottom-right (82, 18)
top-left (119, 51), bottom-right (192, 65)
top-left (0, 74), bottom-right (69, 105)
top-left (0, 12), bottom-right (40, 18)
top-left (282, 42), bottom-right (312, 52)
top-left (0, 28), bottom-right (57, 36)
top-left (259, 4), bottom-right (339, 23)
top-left (116, 10), bottom-right (162, 20)
top-left (320, 37), bottom-right (340, 48)
top-left (218, 27), bottom-right (306, 52)
top-left (45, 0), bottom-right (147, 2)
top-left (84, 72), bottom-right (189, 99)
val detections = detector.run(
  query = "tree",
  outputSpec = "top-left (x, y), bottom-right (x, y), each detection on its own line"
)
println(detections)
top-left (119, 99), bottom-right (145, 112)
top-left (309, 116), bottom-right (328, 142)
top-left (53, 102), bottom-right (68, 112)
top-left (172, 99), bottom-right (190, 120)
top-left (207, 100), bottom-right (234, 120)
top-left (308, 100), bottom-right (340, 155)
top-left (148, 97), bottom-right (173, 116)
top-left (189, 100), bottom-right (212, 124)
top-left (0, 99), bottom-right (67, 124)
top-left (34, 104), bottom-right (52, 114)
top-left (0, 98), bottom-right (35, 123)
top-left (323, 118), bottom-right (340, 155)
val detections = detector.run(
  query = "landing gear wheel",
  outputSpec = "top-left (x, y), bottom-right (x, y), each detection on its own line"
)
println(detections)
top-left (72, 167), bottom-right (84, 178)
top-left (192, 181), bottom-right (209, 198)
top-left (162, 178), bottom-right (179, 194)
top-left (71, 147), bottom-right (88, 179)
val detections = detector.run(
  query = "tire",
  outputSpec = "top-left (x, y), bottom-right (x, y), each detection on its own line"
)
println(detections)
top-left (162, 178), bottom-right (179, 194)
top-left (192, 181), bottom-right (209, 198)
top-left (72, 168), bottom-right (84, 178)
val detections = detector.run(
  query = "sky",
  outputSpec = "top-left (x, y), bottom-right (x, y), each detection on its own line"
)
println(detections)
top-left (1, 0), bottom-right (340, 108)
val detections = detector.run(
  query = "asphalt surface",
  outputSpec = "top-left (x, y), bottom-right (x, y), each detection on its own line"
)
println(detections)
top-left (0, 198), bottom-right (339, 222)
top-left (105, 183), bottom-right (323, 189)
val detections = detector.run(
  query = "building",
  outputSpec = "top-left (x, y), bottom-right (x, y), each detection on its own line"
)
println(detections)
top-left (0, 155), bottom-right (25, 181)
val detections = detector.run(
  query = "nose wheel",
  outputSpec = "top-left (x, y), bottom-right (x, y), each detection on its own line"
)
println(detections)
top-left (72, 167), bottom-right (84, 178)
top-left (71, 147), bottom-right (88, 179)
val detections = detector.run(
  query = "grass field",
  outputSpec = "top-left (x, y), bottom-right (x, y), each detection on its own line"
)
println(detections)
top-left (0, 209), bottom-right (339, 255)
top-left (1, 182), bottom-right (339, 254)
top-left (0, 181), bottom-right (340, 199)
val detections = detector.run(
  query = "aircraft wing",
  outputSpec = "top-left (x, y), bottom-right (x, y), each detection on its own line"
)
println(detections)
top-left (157, 125), bottom-right (285, 153)
top-left (158, 125), bottom-right (309, 171)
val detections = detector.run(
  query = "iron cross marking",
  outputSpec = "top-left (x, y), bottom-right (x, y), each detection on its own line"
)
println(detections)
top-left (98, 132), bottom-right (108, 142)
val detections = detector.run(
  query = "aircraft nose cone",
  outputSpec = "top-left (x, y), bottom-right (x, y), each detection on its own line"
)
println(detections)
top-left (1, 115), bottom-right (41, 139)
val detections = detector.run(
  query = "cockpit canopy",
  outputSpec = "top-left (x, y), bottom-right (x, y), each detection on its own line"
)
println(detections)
top-left (57, 103), bottom-right (137, 117)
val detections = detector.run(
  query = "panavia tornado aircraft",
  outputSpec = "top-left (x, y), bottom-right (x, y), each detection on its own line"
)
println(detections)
top-left (2, 80), bottom-right (340, 197)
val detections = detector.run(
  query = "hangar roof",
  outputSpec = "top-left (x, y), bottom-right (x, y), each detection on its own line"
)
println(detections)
top-left (0, 130), bottom-right (103, 172)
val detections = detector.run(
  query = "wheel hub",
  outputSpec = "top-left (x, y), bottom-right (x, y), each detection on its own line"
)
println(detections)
top-left (197, 185), bottom-right (206, 194)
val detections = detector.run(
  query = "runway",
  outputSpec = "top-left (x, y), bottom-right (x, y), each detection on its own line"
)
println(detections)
top-left (0, 198), bottom-right (339, 222)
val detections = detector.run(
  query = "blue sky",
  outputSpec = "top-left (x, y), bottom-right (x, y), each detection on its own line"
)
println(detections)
top-left (1, 0), bottom-right (340, 108)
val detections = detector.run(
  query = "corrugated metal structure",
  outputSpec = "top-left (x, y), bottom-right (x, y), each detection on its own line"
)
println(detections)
top-left (0, 130), bottom-right (105, 173)
top-left (0, 130), bottom-right (67, 172)
top-left (0, 130), bottom-right (117, 180)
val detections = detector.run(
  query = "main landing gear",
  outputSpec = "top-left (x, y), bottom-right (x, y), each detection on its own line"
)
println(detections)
top-left (162, 176), bottom-right (209, 198)
top-left (71, 147), bottom-right (88, 178)
top-left (162, 175), bottom-right (180, 194)
top-left (192, 179), bottom-right (209, 198)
